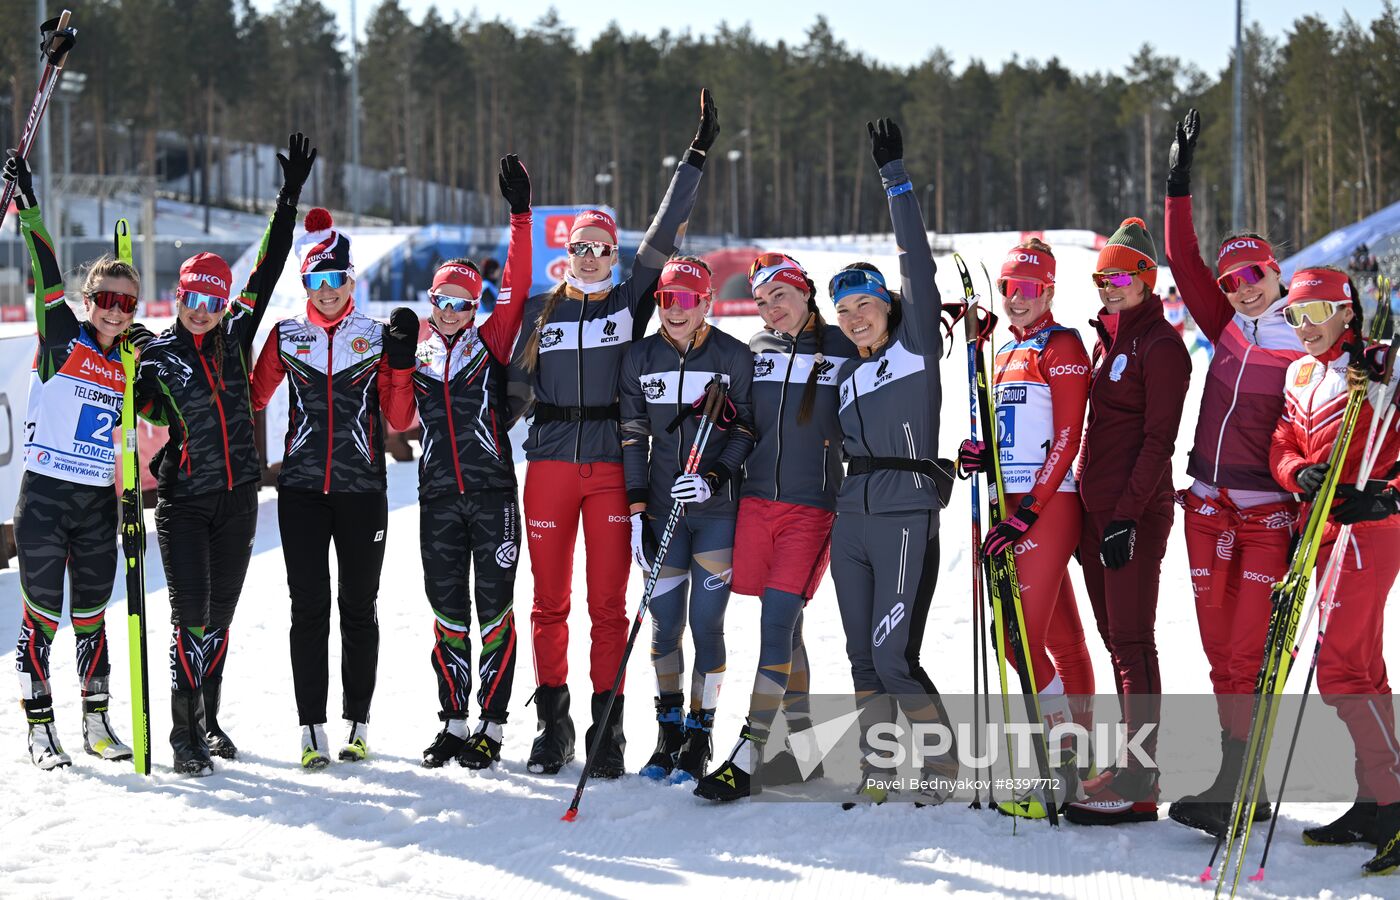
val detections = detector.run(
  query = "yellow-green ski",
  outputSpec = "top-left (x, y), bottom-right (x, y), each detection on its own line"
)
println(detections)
top-left (116, 217), bottom-right (151, 776)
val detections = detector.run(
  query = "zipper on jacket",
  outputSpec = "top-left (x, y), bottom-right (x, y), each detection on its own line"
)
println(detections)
top-left (772, 334), bottom-right (799, 501)
top-left (674, 337), bottom-right (693, 478)
top-left (849, 370), bottom-right (871, 514)
top-left (195, 348), bottom-right (234, 490)
top-left (442, 336), bottom-right (466, 494)
top-left (573, 299), bottom-right (585, 463)
top-left (323, 325), bottom-right (335, 494)
top-left (821, 441), bottom-right (830, 493)
top-left (1212, 342), bottom-right (1253, 484)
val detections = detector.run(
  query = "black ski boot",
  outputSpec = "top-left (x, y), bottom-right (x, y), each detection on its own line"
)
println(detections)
top-left (640, 693), bottom-right (686, 780)
top-left (457, 721), bottom-right (503, 771)
top-left (171, 689), bottom-right (213, 777)
top-left (1364, 803), bottom-right (1400, 875)
top-left (669, 709), bottom-right (714, 785)
top-left (1169, 734), bottom-right (1272, 836)
top-left (526, 685), bottom-right (575, 775)
top-left (1305, 798), bottom-right (1380, 846)
top-left (759, 715), bottom-right (822, 786)
top-left (584, 691), bottom-right (626, 779)
top-left (422, 715), bottom-right (469, 768)
top-left (202, 677), bottom-right (238, 760)
top-left (24, 695), bottom-right (72, 771)
top-left (695, 724), bottom-right (761, 802)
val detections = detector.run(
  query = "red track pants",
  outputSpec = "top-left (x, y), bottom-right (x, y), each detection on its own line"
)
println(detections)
top-left (1181, 489), bottom-right (1297, 739)
top-left (1004, 491), bottom-right (1096, 717)
top-left (524, 461), bottom-right (632, 693)
top-left (1316, 524), bottom-right (1400, 805)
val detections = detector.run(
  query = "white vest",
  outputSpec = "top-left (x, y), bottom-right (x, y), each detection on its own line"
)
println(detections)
top-left (24, 333), bottom-right (126, 487)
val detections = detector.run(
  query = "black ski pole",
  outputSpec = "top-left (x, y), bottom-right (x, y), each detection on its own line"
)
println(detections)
top-left (564, 375), bottom-right (728, 821)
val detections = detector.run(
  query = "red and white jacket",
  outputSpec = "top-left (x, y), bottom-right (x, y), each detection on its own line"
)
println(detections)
top-left (992, 313), bottom-right (1090, 513)
top-left (1270, 340), bottom-right (1400, 537)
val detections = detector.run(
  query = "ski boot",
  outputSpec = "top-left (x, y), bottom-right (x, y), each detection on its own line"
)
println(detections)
top-left (695, 724), bottom-right (761, 802)
top-left (1304, 798), bottom-right (1379, 846)
top-left (526, 685), bottom-right (575, 775)
top-left (301, 724), bottom-right (331, 770)
top-left (668, 709), bottom-right (714, 785)
top-left (422, 716), bottom-right (470, 768)
top-left (202, 677), bottom-right (238, 760)
top-left (457, 721), bottom-right (504, 771)
top-left (584, 691), bottom-right (626, 779)
top-left (1364, 803), bottom-right (1400, 875)
top-left (761, 716), bottom-right (823, 786)
top-left (24, 696), bottom-right (72, 771)
top-left (640, 693), bottom-right (685, 780)
top-left (998, 740), bottom-right (1085, 820)
top-left (339, 722), bottom-right (369, 762)
top-left (171, 689), bottom-right (213, 777)
top-left (842, 768), bottom-right (891, 810)
top-left (1065, 767), bottom-right (1159, 826)
top-left (82, 693), bottom-right (133, 762)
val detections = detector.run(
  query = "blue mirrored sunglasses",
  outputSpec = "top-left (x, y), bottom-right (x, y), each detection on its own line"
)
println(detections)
top-left (829, 268), bottom-right (890, 304)
top-left (429, 292), bottom-right (477, 314)
top-left (302, 270), bottom-right (349, 291)
top-left (180, 290), bottom-right (228, 313)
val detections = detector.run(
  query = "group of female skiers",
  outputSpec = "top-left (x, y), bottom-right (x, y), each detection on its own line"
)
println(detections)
top-left (6, 93), bottom-right (1399, 875)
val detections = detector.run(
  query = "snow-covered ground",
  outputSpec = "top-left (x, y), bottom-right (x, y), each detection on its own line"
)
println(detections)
top-left (0, 260), bottom-right (1393, 899)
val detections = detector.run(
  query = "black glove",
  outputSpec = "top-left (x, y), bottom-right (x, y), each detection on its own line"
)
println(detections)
top-left (1347, 340), bottom-right (1391, 382)
top-left (1099, 519), bottom-right (1137, 570)
top-left (1295, 462), bottom-right (1330, 498)
top-left (385, 306), bottom-right (420, 370)
top-left (1166, 108), bottom-right (1199, 198)
top-left (276, 132), bottom-right (317, 205)
top-left (1332, 481), bottom-right (1400, 525)
top-left (691, 88), bottom-right (720, 153)
top-left (867, 118), bottom-right (904, 169)
top-left (126, 322), bottom-right (156, 351)
top-left (3, 151), bottom-right (37, 209)
top-left (498, 154), bottom-right (531, 215)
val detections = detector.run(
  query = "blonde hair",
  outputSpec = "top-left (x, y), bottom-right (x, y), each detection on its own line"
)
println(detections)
top-left (81, 254), bottom-right (141, 296)
top-left (518, 282), bottom-right (569, 374)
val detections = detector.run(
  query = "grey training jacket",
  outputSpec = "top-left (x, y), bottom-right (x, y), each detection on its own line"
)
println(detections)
top-left (510, 155), bottom-right (705, 465)
top-left (835, 158), bottom-right (946, 515)
top-left (743, 322), bottom-right (857, 511)
top-left (619, 325), bottom-right (756, 522)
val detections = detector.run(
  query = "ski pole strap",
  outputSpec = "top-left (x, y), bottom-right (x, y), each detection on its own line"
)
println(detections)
top-left (846, 456), bottom-right (956, 506)
top-left (532, 402), bottom-right (620, 423)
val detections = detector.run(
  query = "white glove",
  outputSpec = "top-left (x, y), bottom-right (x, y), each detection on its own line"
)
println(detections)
top-left (630, 512), bottom-right (653, 570)
top-left (671, 473), bottom-right (713, 505)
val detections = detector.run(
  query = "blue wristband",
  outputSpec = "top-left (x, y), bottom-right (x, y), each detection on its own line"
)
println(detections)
top-left (886, 181), bottom-right (914, 198)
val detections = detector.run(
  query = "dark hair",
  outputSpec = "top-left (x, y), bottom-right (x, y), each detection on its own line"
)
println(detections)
top-left (1315, 264), bottom-right (1364, 336)
top-left (519, 282), bottom-right (568, 373)
top-left (207, 321), bottom-right (228, 403)
top-left (480, 257), bottom-right (500, 277)
top-left (833, 261), bottom-right (902, 331)
top-left (795, 303), bottom-right (829, 426)
top-left (444, 256), bottom-right (482, 276)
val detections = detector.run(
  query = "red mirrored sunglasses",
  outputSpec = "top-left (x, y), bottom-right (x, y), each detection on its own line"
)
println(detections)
top-left (87, 290), bottom-right (139, 314)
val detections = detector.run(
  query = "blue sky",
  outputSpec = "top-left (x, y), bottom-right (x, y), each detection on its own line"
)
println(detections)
top-left (260, 1), bottom-right (1390, 75)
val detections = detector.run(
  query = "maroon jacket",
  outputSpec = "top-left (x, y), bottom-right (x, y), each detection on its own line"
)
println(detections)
top-left (1076, 294), bottom-right (1192, 519)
